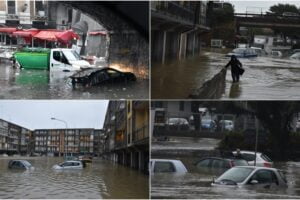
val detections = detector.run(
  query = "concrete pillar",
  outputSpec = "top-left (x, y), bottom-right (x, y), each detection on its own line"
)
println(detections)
top-left (123, 151), bottom-right (125, 165)
top-left (162, 31), bottom-right (167, 64)
top-left (130, 151), bottom-right (134, 168)
top-left (138, 151), bottom-right (143, 171)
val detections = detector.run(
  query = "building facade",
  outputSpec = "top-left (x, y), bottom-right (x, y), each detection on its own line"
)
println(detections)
top-left (103, 100), bottom-right (149, 173)
top-left (151, 1), bottom-right (210, 64)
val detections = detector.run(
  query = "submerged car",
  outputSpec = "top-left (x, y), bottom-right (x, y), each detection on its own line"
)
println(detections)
top-left (52, 160), bottom-right (84, 170)
top-left (226, 48), bottom-right (258, 58)
top-left (212, 166), bottom-right (287, 188)
top-left (290, 52), bottom-right (300, 60)
top-left (8, 160), bottom-right (34, 170)
top-left (232, 151), bottom-right (273, 167)
top-left (195, 157), bottom-right (248, 175)
top-left (201, 119), bottom-right (217, 131)
top-left (150, 159), bottom-right (188, 174)
top-left (70, 67), bottom-right (136, 87)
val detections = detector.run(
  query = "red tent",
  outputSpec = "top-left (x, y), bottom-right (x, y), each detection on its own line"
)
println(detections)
top-left (33, 30), bottom-right (62, 42)
top-left (55, 30), bottom-right (79, 44)
top-left (0, 27), bottom-right (17, 34)
top-left (12, 29), bottom-right (39, 38)
top-left (88, 31), bottom-right (107, 36)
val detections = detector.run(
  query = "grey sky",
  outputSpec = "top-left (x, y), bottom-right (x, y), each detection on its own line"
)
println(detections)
top-left (0, 100), bottom-right (108, 130)
top-left (227, 1), bottom-right (300, 13)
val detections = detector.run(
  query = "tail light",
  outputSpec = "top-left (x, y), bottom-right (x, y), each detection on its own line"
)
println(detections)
top-left (263, 162), bottom-right (272, 168)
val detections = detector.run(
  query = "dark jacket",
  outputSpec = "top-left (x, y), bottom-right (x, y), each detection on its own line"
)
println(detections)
top-left (225, 58), bottom-right (243, 74)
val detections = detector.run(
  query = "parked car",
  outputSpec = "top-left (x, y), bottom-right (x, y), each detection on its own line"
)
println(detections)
top-left (195, 157), bottom-right (248, 175)
top-left (8, 160), bottom-right (34, 170)
top-left (219, 120), bottom-right (234, 131)
top-left (232, 151), bottom-right (273, 167)
top-left (201, 119), bottom-right (216, 131)
top-left (70, 67), bottom-right (136, 87)
top-left (250, 47), bottom-right (268, 56)
top-left (52, 160), bottom-right (84, 170)
top-left (270, 50), bottom-right (283, 58)
top-left (290, 52), bottom-right (300, 60)
top-left (166, 117), bottom-right (190, 130)
top-left (226, 48), bottom-right (258, 58)
top-left (212, 166), bottom-right (287, 188)
top-left (150, 159), bottom-right (188, 174)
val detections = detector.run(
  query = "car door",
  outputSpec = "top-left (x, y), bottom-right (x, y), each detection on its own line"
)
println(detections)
top-left (195, 158), bottom-right (212, 174)
top-left (247, 169), bottom-right (279, 188)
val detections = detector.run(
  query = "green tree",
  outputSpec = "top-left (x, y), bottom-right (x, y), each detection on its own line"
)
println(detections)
top-left (269, 3), bottom-right (299, 15)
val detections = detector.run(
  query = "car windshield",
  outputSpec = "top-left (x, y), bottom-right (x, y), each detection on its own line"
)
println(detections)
top-left (63, 50), bottom-right (81, 61)
top-left (261, 154), bottom-right (272, 162)
top-left (22, 161), bottom-right (32, 167)
top-left (216, 167), bottom-right (254, 183)
top-left (233, 48), bottom-right (245, 54)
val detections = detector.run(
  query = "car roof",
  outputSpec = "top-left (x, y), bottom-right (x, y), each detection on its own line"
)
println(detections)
top-left (233, 150), bottom-right (262, 155)
top-left (233, 166), bottom-right (278, 171)
top-left (198, 157), bottom-right (246, 161)
top-left (151, 159), bottom-right (183, 163)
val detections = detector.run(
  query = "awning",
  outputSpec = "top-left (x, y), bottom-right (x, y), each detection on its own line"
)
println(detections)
top-left (12, 29), bottom-right (39, 38)
top-left (55, 30), bottom-right (79, 44)
top-left (33, 30), bottom-right (62, 42)
top-left (88, 31), bottom-right (107, 36)
top-left (0, 27), bottom-right (17, 34)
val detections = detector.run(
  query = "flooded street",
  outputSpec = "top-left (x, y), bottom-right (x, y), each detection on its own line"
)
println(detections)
top-left (0, 62), bottom-right (149, 99)
top-left (0, 157), bottom-right (148, 199)
top-left (152, 50), bottom-right (300, 99)
top-left (151, 157), bottom-right (300, 199)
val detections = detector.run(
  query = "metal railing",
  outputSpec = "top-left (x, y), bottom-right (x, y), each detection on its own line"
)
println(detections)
top-left (132, 125), bottom-right (149, 143)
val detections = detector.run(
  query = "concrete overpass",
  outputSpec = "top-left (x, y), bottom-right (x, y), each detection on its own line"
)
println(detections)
top-left (235, 13), bottom-right (300, 32)
top-left (59, 1), bottom-right (149, 78)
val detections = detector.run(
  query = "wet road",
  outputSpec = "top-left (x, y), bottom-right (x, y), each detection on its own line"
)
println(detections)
top-left (152, 49), bottom-right (300, 99)
top-left (0, 157), bottom-right (148, 199)
top-left (151, 157), bottom-right (300, 199)
top-left (0, 62), bottom-right (149, 99)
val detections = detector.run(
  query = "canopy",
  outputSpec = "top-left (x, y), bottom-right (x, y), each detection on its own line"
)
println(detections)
top-left (88, 31), bottom-right (107, 36)
top-left (55, 30), bottom-right (79, 44)
top-left (33, 30), bottom-right (62, 42)
top-left (0, 27), bottom-right (17, 34)
top-left (12, 29), bottom-right (39, 38)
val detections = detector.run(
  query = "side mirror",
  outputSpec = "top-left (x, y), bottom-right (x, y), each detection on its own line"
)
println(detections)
top-left (250, 180), bottom-right (258, 184)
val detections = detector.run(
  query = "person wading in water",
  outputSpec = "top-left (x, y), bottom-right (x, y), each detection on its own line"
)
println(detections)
top-left (225, 55), bottom-right (243, 83)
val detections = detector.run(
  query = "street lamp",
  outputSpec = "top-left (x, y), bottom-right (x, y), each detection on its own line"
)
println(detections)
top-left (51, 117), bottom-right (68, 159)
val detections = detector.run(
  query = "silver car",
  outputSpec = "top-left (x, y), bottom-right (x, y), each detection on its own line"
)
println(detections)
top-left (212, 166), bottom-right (287, 188)
top-left (150, 159), bottom-right (188, 174)
top-left (232, 151), bottom-right (273, 167)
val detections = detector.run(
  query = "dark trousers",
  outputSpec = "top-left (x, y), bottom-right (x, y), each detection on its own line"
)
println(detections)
top-left (231, 71), bottom-right (240, 82)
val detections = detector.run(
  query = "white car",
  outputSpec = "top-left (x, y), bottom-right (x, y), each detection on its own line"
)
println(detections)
top-left (290, 52), bottom-right (300, 60)
top-left (232, 151), bottom-right (273, 167)
top-left (150, 159), bottom-right (188, 174)
top-left (271, 50), bottom-right (283, 58)
top-left (52, 160), bottom-right (83, 170)
top-left (212, 166), bottom-right (287, 188)
top-left (219, 120), bottom-right (234, 131)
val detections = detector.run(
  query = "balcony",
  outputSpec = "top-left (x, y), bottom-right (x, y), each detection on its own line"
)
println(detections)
top-left (132, 125), bottom-right (149, 144)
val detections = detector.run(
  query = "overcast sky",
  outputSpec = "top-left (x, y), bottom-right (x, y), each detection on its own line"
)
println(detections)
top-left (227, 1), bottom-right (300, 13)
top-left (0, 100), bottom-right (108, 130)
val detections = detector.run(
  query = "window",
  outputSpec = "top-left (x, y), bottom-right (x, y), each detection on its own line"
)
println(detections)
top-left (154, 161), bottom-right (175, 173)
top-left (107, 69), bottom-right (121, 79)
top-left (53, 51), bottom-right (62, 62)
top-left (249, 170), bottom-right (278, 185)
top-left (179, 101), bottom-right (184, 111)
top-left (196, 159), bottom-right (211, 168)
top-left (7, 0), bottom-right (16, 15)
top-left (241, 153), bottom-right (256, 162)
top-left (211, 159), bottom-right (224, 169)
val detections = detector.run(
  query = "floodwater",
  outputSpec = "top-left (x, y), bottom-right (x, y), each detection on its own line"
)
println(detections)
top-left (0, 157), bottom-right (148, 199)
top-left (0, 61), bottom-right (149, 99)
top-left (151, 50), bottom-right (300, 99)
top-left (151, 157), bottom-right (300, 199)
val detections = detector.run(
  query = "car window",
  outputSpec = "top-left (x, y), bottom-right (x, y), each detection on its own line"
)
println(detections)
top-left (93, 71), bottom-right (108, 82)
top-left (278, 170), bottom-right (287, 183)
top-left (250, 170), bottom-right (278, 184)
top-left (217, 167), bottom-right (254, 183)
top-left (233, 160), bottom-right (248, 166)
top-left (107, 69), bottom-right (121, 78)
top-left (241, 153), bottom-right (256, 161)
top-left (212, 159), bottom-right (224, 169)
top-left (261, 154), bottom-right (272, 162)
top-left (196, 159), bottom-right (211, 168)
top-left (154, 161), bottom-right (176, 173)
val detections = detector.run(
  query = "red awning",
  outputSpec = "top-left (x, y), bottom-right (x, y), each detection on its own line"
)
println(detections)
top-left (33, 30), bottom-right (61, 42)
top-left (55, 30), bottom-right (79, 44)
top-left (88, 31), bottom-right (107, 36)
top-left (0, 27), bottom-right (17, 34)
top-left (12, 29), bottom-right (39, 38)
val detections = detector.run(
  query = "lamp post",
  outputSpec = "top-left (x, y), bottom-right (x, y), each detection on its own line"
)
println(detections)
top-left (51, 117), bottom-right (68, 159)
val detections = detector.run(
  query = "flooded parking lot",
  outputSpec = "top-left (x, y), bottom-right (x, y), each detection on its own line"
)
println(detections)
top-left (151, 157), bottom-right (300, 199)
top-left (0, 157), bottom-right (148, 199)
top-left (0, 62), bottom-right (149, 99)
top-left (152, 50), bottom-right (300, 99)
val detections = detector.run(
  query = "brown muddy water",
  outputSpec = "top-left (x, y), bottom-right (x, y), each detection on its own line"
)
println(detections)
top-left (151, 50), bottom-right (300, 99)
top-left (151, 155), bottom-right (300, 199)
top-left (0, 157), bottom-right (148, 199)
top-left (0, 62), bottom-right (149, 99)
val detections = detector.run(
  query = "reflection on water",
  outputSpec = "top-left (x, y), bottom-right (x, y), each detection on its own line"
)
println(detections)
top-left (0, 157), bottom-right (148, 199)
top-left (152, 50), bottom-right (300, 99)
top-left (151, 157), bottom-right (300, 199)
top-left (0, 62), bottom-right (149, 99)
